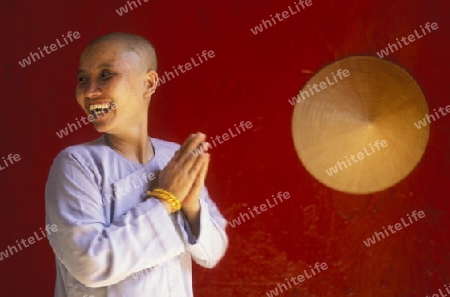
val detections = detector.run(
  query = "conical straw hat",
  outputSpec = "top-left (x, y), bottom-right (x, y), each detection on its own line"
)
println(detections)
top-left (292, 56), bottom-right (429, 194)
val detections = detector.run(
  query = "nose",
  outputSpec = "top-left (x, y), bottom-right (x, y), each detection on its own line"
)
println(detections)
top-left (83, 81), bottom-right (102, 98)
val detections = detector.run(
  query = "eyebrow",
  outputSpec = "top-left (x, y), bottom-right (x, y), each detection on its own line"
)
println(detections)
top-left (77, 63), bottom-right (114, 75)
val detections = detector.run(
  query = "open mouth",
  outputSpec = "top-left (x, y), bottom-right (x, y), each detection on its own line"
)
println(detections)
top-left (89, 102), bottom-right (115, 118)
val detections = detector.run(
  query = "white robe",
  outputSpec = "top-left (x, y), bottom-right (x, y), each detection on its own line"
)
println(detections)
top-left (45, 135), bottom-right (228, 297)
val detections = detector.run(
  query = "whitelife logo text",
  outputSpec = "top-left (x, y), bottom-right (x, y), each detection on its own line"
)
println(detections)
top-left (376, 22), bottom-right (439, 58)
top-left (250, 0), bottom-right (313, 36)
top-left (0, 224), bottom-right (58, 261)
top-left (363, 210), bottom-right (425, 247)
top-left (325, 140), bottom-right (388, 176)
top-left (288, 69), bottom-right (350, 106)
top-left (229, 191), bottom-right (290, 228)
top-left (156, 50), bottom-right (216, 87)
top-left (191, 121), bottom-right (253, 157)
top-left (18, 31), bottom-right (81, 68)
top-left (266, 262), bottom-right (328, 296)
top-left (0, 153), bottom-right (21, 172)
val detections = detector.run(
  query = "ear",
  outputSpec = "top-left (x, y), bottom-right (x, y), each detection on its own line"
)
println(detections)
top-left (143, 70), bottom-right (158, 99)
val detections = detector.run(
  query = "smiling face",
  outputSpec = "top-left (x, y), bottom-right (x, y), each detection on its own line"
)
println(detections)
top-left (76, 39), bottom-right (157, 134)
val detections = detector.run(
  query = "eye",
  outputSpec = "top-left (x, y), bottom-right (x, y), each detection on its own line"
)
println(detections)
top-left (100, 70), bottom-right (115, 79)
top-left (78, 76), bottom-right (88, 83)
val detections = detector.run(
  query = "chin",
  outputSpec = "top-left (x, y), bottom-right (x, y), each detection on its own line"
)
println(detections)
top-left (91, 111), bottom-right (116, 133)
top-left (93, 123), bottom-right (113, 134)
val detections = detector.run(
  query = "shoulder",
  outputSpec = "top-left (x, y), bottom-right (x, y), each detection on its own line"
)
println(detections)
top-left (52, 136), bottom-right (108, 170)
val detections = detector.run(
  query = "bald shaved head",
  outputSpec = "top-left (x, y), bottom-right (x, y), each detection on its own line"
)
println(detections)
top-left (76, 32), bottom-right (160, 134)
top-left (85, 32), bottom-right (158, 71)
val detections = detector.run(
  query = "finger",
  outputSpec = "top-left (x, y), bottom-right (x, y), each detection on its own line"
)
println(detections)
top-left (188, 168), bottom-right (204, 198)
top-left (172, 134), bottom-right (197, 161)
top-left (188, 157), bottom-right (209, 197)
top-left (201, 142), bottom-right (212, 153)
top-left (186, 141), bottom-right (211, 159)
top-left (186, 141), bottom-right (211, 158)
top-left (197, 154), bottom-right (209, 184)
top-left (179, 134), bottom-right (207, 166)
top-left (183, 156), bottom-right (210, 207)
top-left (195, 154), bottom-right (209, 186)
top-left (188, 152), bottom-right (209, 177)
top-left (176, 133), bottom-right (206, 163)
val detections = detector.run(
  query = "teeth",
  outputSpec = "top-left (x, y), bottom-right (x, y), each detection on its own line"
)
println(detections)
top-left (89, 103), bottom-right (112, 111)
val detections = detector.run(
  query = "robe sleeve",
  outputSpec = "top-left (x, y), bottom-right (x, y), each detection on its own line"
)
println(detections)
top-left (176, 187), bottom-right (228, 268)
top-left (45, 151), bottom-right (186, 288)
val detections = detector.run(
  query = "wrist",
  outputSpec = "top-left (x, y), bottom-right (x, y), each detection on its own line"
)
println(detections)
top-left (182, 201), bottom-right (201, 238)
top-left (147, 188), bottom-right (181, 213)
top-left (182, 200), bottom-right (201, 217)
top-left (183, 200), bottom-right (200, 211)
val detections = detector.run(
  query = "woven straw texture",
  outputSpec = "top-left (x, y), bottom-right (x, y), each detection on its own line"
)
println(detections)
top-left (292, 56), bottom-right (429, 194)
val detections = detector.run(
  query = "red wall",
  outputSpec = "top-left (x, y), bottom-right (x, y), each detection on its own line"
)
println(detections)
top-left (1, 0), bottom-right (450, 296)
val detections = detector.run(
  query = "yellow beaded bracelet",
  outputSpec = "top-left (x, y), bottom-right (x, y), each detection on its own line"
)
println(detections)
top-left (146, 188), bottom-right (181, 213)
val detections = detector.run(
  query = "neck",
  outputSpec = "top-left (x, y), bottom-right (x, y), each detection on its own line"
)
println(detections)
top-left (105, 123), bottom-right (153, 164)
